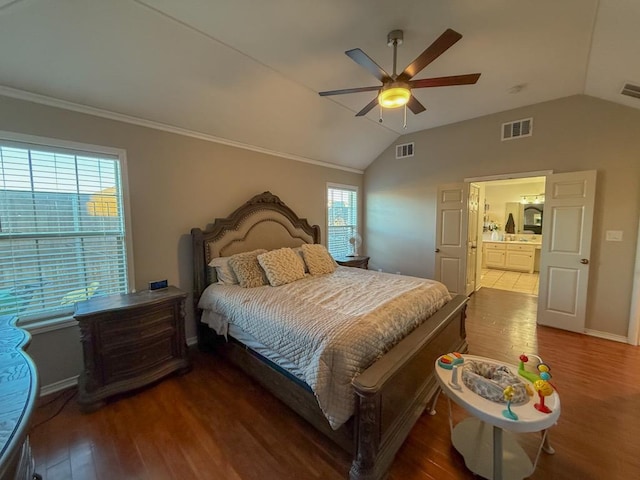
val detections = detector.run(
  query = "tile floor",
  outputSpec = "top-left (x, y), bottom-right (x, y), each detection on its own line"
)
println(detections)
top-left (480, 268), bottom-right (539, 295)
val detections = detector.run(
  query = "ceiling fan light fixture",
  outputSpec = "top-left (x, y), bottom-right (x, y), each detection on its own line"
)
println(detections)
top-left (378, 85), bottom-right (411, 108)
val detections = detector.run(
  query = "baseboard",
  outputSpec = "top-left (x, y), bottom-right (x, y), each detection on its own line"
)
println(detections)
top-left (40, 375), bottom-right (78, 397)
top-left (584, 328), bottom-right (628, 344)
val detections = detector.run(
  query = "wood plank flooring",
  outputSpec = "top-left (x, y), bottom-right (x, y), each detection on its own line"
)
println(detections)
top-left (30, 288), bottom-right (640, 479)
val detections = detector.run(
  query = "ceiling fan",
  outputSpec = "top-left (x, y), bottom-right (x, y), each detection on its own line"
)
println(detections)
top-left (319, 29), bottom-right (481, 118)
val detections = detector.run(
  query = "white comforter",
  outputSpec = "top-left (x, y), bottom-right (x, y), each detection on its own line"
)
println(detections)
top-left (198, 267), bottom-right (451, 429)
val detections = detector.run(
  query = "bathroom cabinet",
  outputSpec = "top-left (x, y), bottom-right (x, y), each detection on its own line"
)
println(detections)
top-left (484, 242), bottom-right (507, 268)
top-left (484, 242), bottom-right (538, 273)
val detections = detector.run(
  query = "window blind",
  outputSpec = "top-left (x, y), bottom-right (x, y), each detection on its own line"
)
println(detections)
top-left (327, 184), bottom-right (358, 258)
top-left (0, 140), bottom-right (129, 325)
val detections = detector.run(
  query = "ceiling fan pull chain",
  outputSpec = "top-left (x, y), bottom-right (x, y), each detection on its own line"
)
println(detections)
top-left (379, 104), bottom-right (383, 123)
top-left (403, 104), bottom-right (407, 129)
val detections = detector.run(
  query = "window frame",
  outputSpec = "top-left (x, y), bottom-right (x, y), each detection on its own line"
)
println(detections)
top-left (326, 182), bottom-right (360, 259)
top-left (0, 130), bottom-right (135, 331)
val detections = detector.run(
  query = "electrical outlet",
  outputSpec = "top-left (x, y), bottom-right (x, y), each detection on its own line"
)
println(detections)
top-left (605, 230), bottom-right (623, 242)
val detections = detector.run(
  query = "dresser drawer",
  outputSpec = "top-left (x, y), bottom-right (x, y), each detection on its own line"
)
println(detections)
top-left (102, 335), bottom-right (175, 383)
top-left (98, 304), bottom-right (176, 348)
top-left (485, 242), bottom-right (506, 250)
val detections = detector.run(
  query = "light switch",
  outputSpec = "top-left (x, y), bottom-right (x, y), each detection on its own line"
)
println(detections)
top-left (605, 230), bottom-right (623, 242)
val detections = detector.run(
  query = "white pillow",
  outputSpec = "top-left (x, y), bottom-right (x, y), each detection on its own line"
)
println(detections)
top-left (301, 244), bottom-right (337, 275)
top-left (207, 256), bottom-right (238, 285)
top-left (257, 248), bottom-right (306, 287)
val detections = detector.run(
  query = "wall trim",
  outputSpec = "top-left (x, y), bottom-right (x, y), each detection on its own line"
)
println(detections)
top-left (40, 375), bottom-right (78, 397)
top-left (0, 85), bottom-right (364, 175)
top-left (24, 317), bottom-right (77, 335)
top-left (584, 328), bottom-right (628, 344)
top-left (464, 170), bottom-right (553, 183)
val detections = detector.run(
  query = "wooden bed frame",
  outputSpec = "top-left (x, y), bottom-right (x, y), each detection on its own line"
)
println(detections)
top-left (191, 191), bottom-right (468, 480)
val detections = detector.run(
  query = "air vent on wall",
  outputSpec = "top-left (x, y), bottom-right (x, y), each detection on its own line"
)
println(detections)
top-left (621, 82), bottom-right (640, 100)
top-left (501, 118), bottom-right (533, 141)
top-left (395, 142), bottom-right (414, 159)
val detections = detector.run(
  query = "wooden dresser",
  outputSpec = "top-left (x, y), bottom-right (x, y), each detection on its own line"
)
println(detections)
top-left (0, 315), bottom-right (40, 480)
top-left (74, 286), bottom-right (190, 411)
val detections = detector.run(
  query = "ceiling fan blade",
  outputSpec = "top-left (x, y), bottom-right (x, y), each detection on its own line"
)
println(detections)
top-left (355, 97), bottom-right (379, 117)
top-left (407, 95), bottom-right (426, 115)
top-left (398, 29), bottom-right (463, 81)
top-left (319, 86), bottom-right (380, 97)
top-left (409, 73), bottom-right (481, 89)
top-left (346, 48), bottom-right (392, 82)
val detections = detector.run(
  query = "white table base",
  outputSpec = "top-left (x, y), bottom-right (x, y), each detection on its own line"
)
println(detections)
top-left (451, 417), bottom-right (533, 480)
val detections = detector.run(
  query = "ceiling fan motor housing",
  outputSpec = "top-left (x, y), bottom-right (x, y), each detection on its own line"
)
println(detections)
top-left (387, 30), bottom-right (404, 47)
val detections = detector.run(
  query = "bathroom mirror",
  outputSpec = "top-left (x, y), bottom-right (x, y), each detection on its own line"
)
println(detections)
top-left (522, 203), bottom-right (543, 234)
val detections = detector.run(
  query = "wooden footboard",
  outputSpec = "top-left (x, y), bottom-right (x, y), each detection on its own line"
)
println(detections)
top-left (349, 294), bottom-right (468, 480)
top-left (205, 294), bottom-right (467, 480)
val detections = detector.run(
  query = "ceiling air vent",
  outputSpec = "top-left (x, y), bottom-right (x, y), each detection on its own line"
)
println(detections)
top-left (395, 142), bottom-right (414, 159)
top-left (621, 82), bottom-right (640, 100)
top-left (501, 118), bottom-right (533, 141)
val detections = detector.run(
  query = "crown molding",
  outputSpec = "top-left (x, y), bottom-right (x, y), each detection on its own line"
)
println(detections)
top-left (0, 85), bottom-right (364, 174)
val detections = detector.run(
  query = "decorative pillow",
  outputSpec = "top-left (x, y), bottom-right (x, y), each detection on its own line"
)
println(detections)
top-left (207, 256), bottom-right (238, 285)
top-left (292, 246), bottom-right (309, 273)
top-left (257, 248), bottom-right (306, 287)
top-left (228, 249), bottom-right (268, 288)
top-left (301, 244), bottom-right (337, 275)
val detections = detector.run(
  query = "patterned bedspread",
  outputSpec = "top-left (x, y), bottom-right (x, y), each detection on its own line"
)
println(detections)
top-left (198, 267), bottom-right (451, 429)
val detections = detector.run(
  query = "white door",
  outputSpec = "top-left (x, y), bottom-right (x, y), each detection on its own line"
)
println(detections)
top-left (466, 184), bottom-right (480, 295)
top-left (537, 170), bottom-right (597, 332)
top-left (436, 183), bottom-right (468, 295)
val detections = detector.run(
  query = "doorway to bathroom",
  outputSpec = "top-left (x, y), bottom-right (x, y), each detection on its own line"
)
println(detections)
top-left (476, 176), bottom-right (546, 296)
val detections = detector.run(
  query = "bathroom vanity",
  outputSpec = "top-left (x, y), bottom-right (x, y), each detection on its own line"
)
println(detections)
top-left (483, 240), bottom-right (541, 273)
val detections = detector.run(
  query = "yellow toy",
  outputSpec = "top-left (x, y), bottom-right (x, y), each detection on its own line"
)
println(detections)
top-left (502, 385), bottom-right (519, 420)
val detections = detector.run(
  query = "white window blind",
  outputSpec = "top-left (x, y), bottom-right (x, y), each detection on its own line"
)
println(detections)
top-left (327, 184), bottom-right (358, 258)
top-left (0, 137), bottom-right (130, 326)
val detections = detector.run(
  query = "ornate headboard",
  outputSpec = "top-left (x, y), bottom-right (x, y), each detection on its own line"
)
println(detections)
top-left (191, 191), bottom-right (321, 303)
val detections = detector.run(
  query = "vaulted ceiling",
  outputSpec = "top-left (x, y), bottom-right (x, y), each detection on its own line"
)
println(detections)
top-left (0, 0), bottom-right (638, 171)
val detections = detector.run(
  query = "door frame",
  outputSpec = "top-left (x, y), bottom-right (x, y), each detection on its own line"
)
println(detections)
top-left (465, 170), bottom-right (552, 295)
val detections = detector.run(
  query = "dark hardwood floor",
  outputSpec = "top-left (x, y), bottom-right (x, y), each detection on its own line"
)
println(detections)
top-left (30, 288), bottom-right (640, 479)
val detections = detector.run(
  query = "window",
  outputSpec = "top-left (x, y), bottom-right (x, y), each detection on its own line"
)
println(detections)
top-left (0, 132), bottom-right (132, 327)
top-left (327, 184), bottom-right (359, 258)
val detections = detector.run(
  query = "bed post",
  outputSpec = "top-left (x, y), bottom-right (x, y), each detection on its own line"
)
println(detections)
top-left (350, 393), bottom-right (382, 480)
top-left (191, 226), bottom-right (210, 350)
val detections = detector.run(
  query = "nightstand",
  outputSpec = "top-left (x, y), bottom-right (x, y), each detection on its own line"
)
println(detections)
top-left (74, 286), bottom-right (190, 411)
top-left (334, 255), bottom-right (370, 269)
